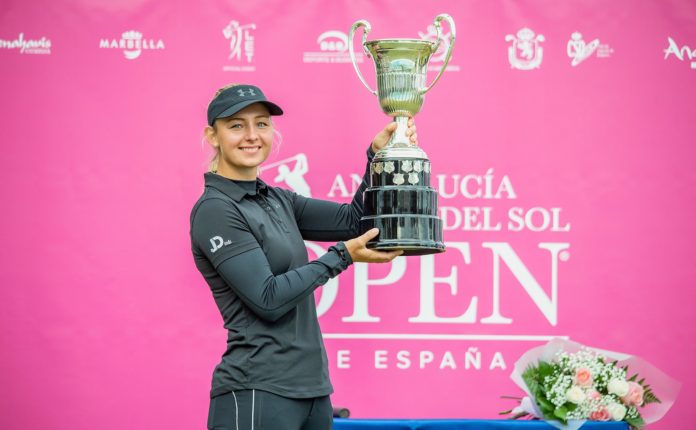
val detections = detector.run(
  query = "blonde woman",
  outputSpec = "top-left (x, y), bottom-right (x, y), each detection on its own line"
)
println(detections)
top-left (190, 84), bottom-right (416, 429)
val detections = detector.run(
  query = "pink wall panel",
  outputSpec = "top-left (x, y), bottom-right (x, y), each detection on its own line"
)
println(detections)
top-left (1, 0), bottom-right (694, 429)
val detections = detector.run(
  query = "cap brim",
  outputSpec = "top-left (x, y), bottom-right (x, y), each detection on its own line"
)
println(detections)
top-left (214, 100), bottom-right (284, 122)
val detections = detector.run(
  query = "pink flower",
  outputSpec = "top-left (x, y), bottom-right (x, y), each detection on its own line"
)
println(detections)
top-left (574, 367), bottom-right (593, 387)
top-left (621, 382), bottom-right (644, 406)
top-left (590, 407), bottom-right (611, 421)
top-left (588, 390), bottom-right (602, 401)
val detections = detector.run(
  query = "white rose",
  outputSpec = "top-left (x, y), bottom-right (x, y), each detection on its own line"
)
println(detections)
top-left (607, 403), bottom-right (627, 421)
top-left (607, 379), bottom-right (630, 397)
top-left (566, 386), bottom-right (586, 404)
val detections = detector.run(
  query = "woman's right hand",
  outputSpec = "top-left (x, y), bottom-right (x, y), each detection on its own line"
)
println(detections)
top-left (344, 228), bottom-right (403, 263)
top-left (371, 118), bottom-right (417, 153)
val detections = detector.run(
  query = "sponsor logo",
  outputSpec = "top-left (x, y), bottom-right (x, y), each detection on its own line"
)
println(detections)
top-left (664, 37), bottom-right (696, 69)
top-left (260, 153), bottom-right (312, 197)
top-left (318, 169), bottom-right (571, 367)
top-left (567, 32), bottom-right (599, 66)
top-left (567, 31), bottom-right (613, 66)
top-left (506, 28), bottom-right (545, 70)
top-left (209, 236), bottom-right (232, 253)
top-left (98, 30), bottom-right (164, 60)
top-left (303, 30), bottom-right (362, 64)
top-left (237, 88), bottom-right (257, 97)
top-left (222, 20), bottom-right (256, 72)
top-left (0, 33), bottom-right (51, 54)
top-left (418, 25), bottom-right (460, 72)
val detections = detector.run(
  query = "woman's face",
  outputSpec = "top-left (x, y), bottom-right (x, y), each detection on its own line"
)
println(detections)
top-left (209, 103), bottom-right (273, 179)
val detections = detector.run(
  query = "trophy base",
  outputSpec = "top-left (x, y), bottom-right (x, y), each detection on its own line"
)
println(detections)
top-left (359, 214), bottom-right (445, 256)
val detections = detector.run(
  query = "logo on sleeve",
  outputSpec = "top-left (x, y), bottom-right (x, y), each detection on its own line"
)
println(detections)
top-left (209, 236), bottom-right (232, 253)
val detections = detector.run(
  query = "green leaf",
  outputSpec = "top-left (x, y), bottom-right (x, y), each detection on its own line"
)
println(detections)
top-left (553, 406), bottom-right (568, 424)
top-left (522, 364), bottom-right (539, 382)
top-left (538, 361), bottom-right (553, 378)
top-left (643, 390), bottom-right (662, 405)
top-left (625, 415), bottom-right (645, 429)
top-left (537, 394), bottom-right (554, 413)
top-left (536, 391), bottom-right (550, 404)
top-left (522, 367), bottom-right (541, 398)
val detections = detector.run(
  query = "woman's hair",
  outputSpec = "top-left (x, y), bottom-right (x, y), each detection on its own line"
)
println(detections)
top-left (207, 83), bottom-right (239, 172)
top-left (205, 83), bottom-right (282, 173)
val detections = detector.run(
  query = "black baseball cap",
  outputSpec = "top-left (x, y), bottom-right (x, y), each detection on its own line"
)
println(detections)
top-left (207, 84), bottom-right (284, 126)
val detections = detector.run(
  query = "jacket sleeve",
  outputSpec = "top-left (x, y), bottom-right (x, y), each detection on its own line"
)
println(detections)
top-left (191, 198), bottom-right (353, 322)
top-left (292, 146), bottom-right (375, 241)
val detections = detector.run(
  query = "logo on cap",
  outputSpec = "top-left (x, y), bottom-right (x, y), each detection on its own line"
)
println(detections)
top-left (237, 88), bottom-right (257, 97)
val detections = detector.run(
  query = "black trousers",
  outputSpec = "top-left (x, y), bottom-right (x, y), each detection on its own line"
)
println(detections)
top-left (207, 389), bottom-right (333, 430)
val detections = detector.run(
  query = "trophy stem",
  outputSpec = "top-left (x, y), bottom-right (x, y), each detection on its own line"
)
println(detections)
top-left (386, 116), bottom-right (411, 148)
top-left (374, 115), bottom-right (429, 161)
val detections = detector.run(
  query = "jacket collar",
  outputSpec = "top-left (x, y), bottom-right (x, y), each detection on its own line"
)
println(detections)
top-left (203, 172), bottom-right (269, 202)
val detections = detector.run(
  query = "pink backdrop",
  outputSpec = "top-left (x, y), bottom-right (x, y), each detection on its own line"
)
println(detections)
top-left (1, 0), bottom-right (695, 429)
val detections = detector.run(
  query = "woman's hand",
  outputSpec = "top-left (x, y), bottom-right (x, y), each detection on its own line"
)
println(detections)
top-left (344, 228), bottom-right (403, 263)
top-left (371, 118), bottom-right (418, 153)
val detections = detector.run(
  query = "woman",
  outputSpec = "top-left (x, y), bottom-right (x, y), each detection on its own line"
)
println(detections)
top-left (190, 84), bottom-right (416, 430)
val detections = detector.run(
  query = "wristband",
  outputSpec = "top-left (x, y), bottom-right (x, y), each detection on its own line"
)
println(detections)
top-left (331, 242), bottom-right (353, 267)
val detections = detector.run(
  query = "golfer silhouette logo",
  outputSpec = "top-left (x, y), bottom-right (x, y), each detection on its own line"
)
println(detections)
top-left (223, 20), bottom-right (256, 62)
top-left (261, 153), bottom-right (312, 197)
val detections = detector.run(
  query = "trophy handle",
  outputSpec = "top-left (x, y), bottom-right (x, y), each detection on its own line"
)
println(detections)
top-left (349, 20), bottom-right (378, 96)
top-left (420, 14), bottom-right (456, 94)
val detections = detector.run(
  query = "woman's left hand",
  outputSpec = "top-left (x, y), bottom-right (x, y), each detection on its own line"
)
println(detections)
top-left (371, 117), bottom-right (417, 153)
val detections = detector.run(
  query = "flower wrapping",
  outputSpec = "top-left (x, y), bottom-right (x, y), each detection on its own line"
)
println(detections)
top-left (508, 338), bottom-right (680, 429)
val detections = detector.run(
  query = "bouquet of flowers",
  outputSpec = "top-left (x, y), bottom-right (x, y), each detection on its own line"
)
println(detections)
top-left (503, 338), bottom-right (680, 430)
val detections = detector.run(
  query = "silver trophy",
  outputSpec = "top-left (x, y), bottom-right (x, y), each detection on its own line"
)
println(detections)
top-left (349, 14), bottom-right (455, 255)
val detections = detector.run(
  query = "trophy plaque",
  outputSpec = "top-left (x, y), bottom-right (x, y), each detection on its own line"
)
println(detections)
top-left (349, 14), bottom-right (456, 255)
